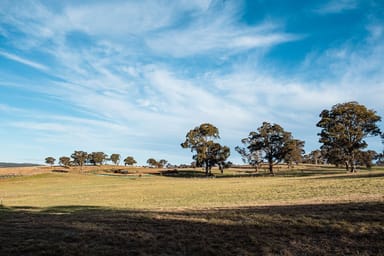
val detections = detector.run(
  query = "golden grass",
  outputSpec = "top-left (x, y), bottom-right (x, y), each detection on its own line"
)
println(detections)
top-left (0, 166), bottom-right (383, 209)
top-left (1, 166), bottom-right (383, 255)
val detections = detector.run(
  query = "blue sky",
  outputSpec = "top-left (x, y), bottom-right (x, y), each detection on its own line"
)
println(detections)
top-left (0, 0), bottom-right (383, 165)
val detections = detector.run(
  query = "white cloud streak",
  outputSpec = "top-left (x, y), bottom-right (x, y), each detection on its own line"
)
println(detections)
top-left (0, 50), bottom-right (48, 71)
top-left (314, 0), bottom-right (358, 14)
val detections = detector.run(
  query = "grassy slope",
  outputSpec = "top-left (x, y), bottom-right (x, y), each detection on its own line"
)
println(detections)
top-left (0, 168), bottom-right (383, 209)
top-left (0, 167), bottom-right (383, 255)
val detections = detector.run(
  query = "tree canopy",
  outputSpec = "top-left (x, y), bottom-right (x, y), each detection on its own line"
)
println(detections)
top-left (146, 158), bottom-right (158, 168)
top-left (45, 157), bottom-right (55, 166)
top-left (181, 123), bottom-right (230, 176)
top-left (88, 152), bottom-right (108, 166)
top-left (283, 139), bottom-right (305, 167)
top-left (124, 156), bottom-right (137, 166)
top-left (59, 156), bottom-right (71, 167)
top-left (317, 101), bottom-right (381, 172)
top-left (110, 154), bottom-right (120, 166)
top-left (71, 151), bottom-right (88, 170)
top-left (238, 122), bottom-right (302, 175)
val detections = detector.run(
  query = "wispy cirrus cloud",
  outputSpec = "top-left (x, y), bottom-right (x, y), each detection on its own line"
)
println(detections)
top-left (64, 1), bottom-right (208, 36)
top-left (313, 0), bottom-right (358, 14)
top-left (0, 50), bottom-right (49, 71)
top-left (146, 3), bottom-right (300, 57)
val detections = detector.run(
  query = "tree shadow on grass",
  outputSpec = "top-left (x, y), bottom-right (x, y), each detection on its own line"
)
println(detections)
top-left (0, 202), bottom-right (383, 255)
top-left (310, 171), bottom-right (384, 180)
top-left (158, 169), bottom-right (262, 179)
top-left (157, 168), bottom-right (356, 179)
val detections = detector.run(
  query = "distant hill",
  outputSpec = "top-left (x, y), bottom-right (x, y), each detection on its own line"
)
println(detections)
top-left (0, 162), bottom-right (42, 168)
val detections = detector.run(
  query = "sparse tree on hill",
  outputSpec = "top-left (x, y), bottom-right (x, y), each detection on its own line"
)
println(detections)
top-left (124, 156), bottom-right (137, 166)
top-left (181, 123), bottom-right (230, 176)
top-left (88, 152), bottom-right (107, 165)
top-left (146, 158), bottom-right (158, 168)
top-left (59, 156), bottom-right (71, 167)
top-left (110, 154), bottom-right (120, 166)
top-left (71, 151), bottom-right (88, 171)
top-left (45, 157), bottom-right (56, 167)
top-left (239, 122), bottom-right (300, 175)
top-left (317, 102), bottom-right (381, 172)
top-left (158, 159), bottom-right (168, 168)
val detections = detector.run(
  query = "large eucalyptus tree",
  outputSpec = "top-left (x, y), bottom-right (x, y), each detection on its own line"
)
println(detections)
top-left (238, 122), bottom-right (302, 175)
top-left (317, 102), bottom-right (381, 172)
top-left (181, 123), bottom-right (230, 176)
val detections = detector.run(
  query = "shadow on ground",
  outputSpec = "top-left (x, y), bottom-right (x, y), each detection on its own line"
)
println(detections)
top-left (157, 168), bottom-right (355, 179)
top-left (310, 171), bottom-right (384, 180)
top-left (1, 202), bottom-right (383, 255)
top-left (158, 169), bottom-right (260, 178)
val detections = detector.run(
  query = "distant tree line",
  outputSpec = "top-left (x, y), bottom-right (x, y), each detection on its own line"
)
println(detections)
top-left (46, 101), bottom-right (383, 175)
top-left (45, 153), bottom-right (141, 170)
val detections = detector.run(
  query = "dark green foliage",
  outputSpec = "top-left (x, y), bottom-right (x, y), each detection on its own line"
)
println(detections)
top-left (110, 154), bottom-right (120, 166)
top-left (71, 151), bottom-right (88, 169)
top-left (88, 152), bottom-right (108, 166)
top-left (284, 139), bottom-right (305, 167)
top-left (59, 156), bottom-right (71, 167)
top-left (45, 157), bottom-right (55, 166)
top-left (239, 122), bottom-right (303, 175)
top-left (124, 156), bottom-right (137, 166)
top-left (317, 102), bottom-right (381, 172)
top-left (146, 158), bottom-right (158, 167)
top-left (181, 123), bottom-right (230, 176)
top-left (356, 150), bottom-right (377, 169)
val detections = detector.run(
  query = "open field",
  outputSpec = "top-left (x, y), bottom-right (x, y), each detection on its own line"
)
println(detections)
top-left (0, 166), bottom-right (383, 255)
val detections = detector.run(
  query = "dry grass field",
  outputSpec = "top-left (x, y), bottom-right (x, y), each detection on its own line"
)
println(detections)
top-left (0, 165), bottom-right (383, 255)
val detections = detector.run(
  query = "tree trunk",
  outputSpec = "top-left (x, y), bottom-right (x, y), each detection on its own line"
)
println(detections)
top-left (344, 161), bottom-right (349, 172)
top-left (349, 160), bottom-right (356, 173)
top-left (268, 158), bottom-right (274, 175)
top-left (205, 160), bottom-right (209, 176)
top-left (350, 152), bottom-right (357, 173)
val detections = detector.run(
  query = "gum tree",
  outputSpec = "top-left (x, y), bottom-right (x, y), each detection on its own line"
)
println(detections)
top-left (59, 156), bottom-right (71, 167)
top-left (88, 152), bottom-right (108, 165)
top-left (284, 139), bottom-right (305, 167)
top-left (71, 151), bottom-right (88, 171)
top-left (181, 123), bottom-right (230, 176)
top-left (146, 158), bottom-right (158, 168)
top-left (124, 156), bottom-right (137, 166)
top-left (110, 154), bottom-right (121, 166)
top-left (238, 122), bottom-right (300, 175)
top-left (45, 157), bottom-right (56, 167)
top-left (317, 102), bottom-right (381, 172)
